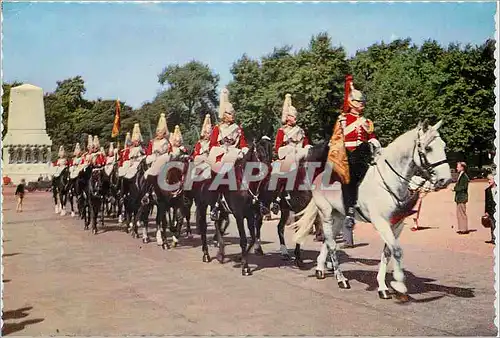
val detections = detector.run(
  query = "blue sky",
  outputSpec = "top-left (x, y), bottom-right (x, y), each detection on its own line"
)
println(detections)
top-left (3, 1), bottom-right (497, 109)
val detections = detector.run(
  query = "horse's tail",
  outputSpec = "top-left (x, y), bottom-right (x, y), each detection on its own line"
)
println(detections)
top-left (287, 199), bottom-right (319, 245)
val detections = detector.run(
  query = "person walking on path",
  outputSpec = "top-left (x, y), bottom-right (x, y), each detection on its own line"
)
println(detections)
top-left (454, 162), bottom-right (470, 234)
top-left (484, 173), bottom-right (496, 244)
top-left (408, 176), bottom-right (431, 232)
top-left (15, 179), bottom-right (26, 213)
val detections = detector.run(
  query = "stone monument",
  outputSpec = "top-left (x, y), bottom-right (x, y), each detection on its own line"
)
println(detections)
top-left (3, 84), bottom-right (53, 184)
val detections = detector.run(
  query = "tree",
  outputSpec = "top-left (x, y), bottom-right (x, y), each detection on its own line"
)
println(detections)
top-left (157, 60), bottom-right (220, 141)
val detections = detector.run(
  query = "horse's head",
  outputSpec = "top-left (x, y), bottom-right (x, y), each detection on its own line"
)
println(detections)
top-left (89, 168), bottom-right (104, 196)
top-left (254, 137), bottom-right (273, 165)
top-left (414, 119), bottom-right (452, 190)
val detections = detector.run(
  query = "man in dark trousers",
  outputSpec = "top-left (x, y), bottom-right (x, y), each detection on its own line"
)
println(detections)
top-left (454, 162), bottom-right (470, 234)
top-left (485, 173), bottom-right (496, 244)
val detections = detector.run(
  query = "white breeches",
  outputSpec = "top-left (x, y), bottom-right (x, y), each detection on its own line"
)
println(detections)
top-left (276, 145), bottom-right (309, 172)
top-left (118, 161), bottom-right (131, 177)
top-left (208, 146), bottom-right (242, 174)
top-left (104, 163), bottom-right (115, 177)
top-left (124, 159), bottom-right (143, 179)
top-left (146, 154), bottom-right (157, 165)
top-left (70, 166), bottom-right (83, 179)
top-left (144, 153), bottom-right (172, 177)
top-left (53, 167), bottom-right (63, 177)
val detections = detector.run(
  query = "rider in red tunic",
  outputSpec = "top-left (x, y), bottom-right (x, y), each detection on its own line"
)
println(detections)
top-left (208, 87), bottom-right (249, 221)
top-left (271, 93), bottom-right (311, 214)
top-left (333, 75), bottom-right (381, 247)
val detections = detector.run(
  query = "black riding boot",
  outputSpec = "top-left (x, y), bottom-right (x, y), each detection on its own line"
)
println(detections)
top-left (210, 195), bottom-right (221, 221)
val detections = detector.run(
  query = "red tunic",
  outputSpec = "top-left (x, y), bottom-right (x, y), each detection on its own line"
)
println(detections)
top-left (342, 113), bottom-right (376, 152)
top-left (94, 153), bottom-right (106, 166)
top-left (274, 127), bottom-right (310, 155)
top-left (209, 124), bottom-right (248, 150)
top-left (145, 140), bottom-right (153, 156)
top-left (119, 148), bottom-right (130, 167)
top-left (192, 141), bottom-right (202, 157)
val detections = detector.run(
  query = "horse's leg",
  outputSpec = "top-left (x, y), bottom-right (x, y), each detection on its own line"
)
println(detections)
top-left (254, 211), bottom-right (264, 256)
top-left (214, 217), bottom-right (226, 263)
top-left (235, 213), bottom-right (251, 276)
top-left (245, 208), bottom-right (257, 266)
top-left (69, 190), bottom-right (75, 217)
top-left (277, 209), bottom-right (291, 260)
top-left (100, 197), bottom-right (105, 228)
top-left (213, 211), bottom-right (230, 245)
top-left (172, 204), bottom-right (184, 248)
top-left (53, 187), bottom-right (59, 213)
top-left (91, 199), bottom-right (98, 235)
top-left (155, 201), bottom-right (164, 247)
top-left (60, 190), bottom-right (66, 216)
top-left (315, 201), bottom-right (333, 280)
top-left (197, 206), bottom-right (210, 262)
top-left (325, 211), bottom-right (349, 289)
top-left (371, 216), bottom-right (407, 298)
top-left (377, 220), bottom-right (405, 300)
top-left (184, 197), bottom-right (193, 239)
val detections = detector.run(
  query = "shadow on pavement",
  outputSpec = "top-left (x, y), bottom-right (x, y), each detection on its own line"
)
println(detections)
top-left (2, 253), bottom-right (21, 258)
top-left (343, 269), bottom-right (475, 301)
top-left (2, 306), bottom-right (45, 336)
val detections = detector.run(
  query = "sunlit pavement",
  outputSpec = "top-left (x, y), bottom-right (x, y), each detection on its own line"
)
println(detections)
top-left (2, 182), bottom-right (497, 335)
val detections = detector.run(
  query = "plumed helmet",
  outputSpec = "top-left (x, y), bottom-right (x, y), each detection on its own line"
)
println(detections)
top-left (124, 132), bottom-right (132, 147)
top-left (281, 93), bottom-right (297, 124)
top-left (73, 143), bottom-right (81, 156)
top-left (201, 114), bottom-right (212, 138)
top-left (108, 142), bottom-right (114, 156)
top-left (58, 145), bottom-right (65, 158)
top-left (93, 135), bottom-right (100, 149)
top-left (87, 135), bottom-right (93, 151)
top-left (218, 87), bottom-right (235, 120)
top-left (170, 125), bottom-right (183, 145)
top-left (131, 123), bottom-right (143, 143)
top-left (156, 113), bottom-right (169, 138)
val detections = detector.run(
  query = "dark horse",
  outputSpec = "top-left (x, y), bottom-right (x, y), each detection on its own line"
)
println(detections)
top-left (86, 165), bottom-right (110, 234)
top-left (195, 139), bottom-right (272, 276)
top-left (52, 166), bottom-right (71, 215)
top-left (256, 141), bottom-right (329, 265)
top-left (120, 159), bottom-right (149, 235)
top-left (141, 152), bottom-right (192, 248)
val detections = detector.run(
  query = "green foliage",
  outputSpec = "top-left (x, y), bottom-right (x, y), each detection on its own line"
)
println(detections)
top-left (2, 34), bottom-right (495, 166)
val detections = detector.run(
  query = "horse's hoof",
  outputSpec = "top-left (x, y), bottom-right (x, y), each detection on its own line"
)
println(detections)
top-left (393, 292), bottom-right (410, 303)
top-left (92, 229), bottom-right (98, 235)
top-left (338, 280), bottom-right (351, 289)
top-left (255, 247), bottom-right (264, 256)
top-left (202, 254), bottom-right (211, 263)
top-left (84, 226), bottom-right (89, 231)
top-left (282, 253), bottom-right (291, 261)
top-left (216, 252), bottom-right (224, 264)
top-left (378, 290), bottom-right (392, 300)
top-left (242, 267), bottom-right (252, 276)
top-left (71, 212), bottom-right (75, 217)
top-left (315, 270), bottom-right (326, 280)
top-left (213, 241), bottom-right (219, 248)
top-left (162, 243), bottom-right (167, 250)
top-left (142, 238), bottom-right (150, 244)
top-left (172, 241), bottom-right (178, 248)
top-left (186, 233), bottom-right (193, 239)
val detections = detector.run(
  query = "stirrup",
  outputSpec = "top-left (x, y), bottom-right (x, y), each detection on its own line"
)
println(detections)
top-left (271, 201), bottom-right (280, 215)
top-left (210, 207), bottom-right (220, 222)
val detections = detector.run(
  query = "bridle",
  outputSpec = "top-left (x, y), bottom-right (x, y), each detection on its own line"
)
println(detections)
top-left (379, 127), bottom-right (448, 202)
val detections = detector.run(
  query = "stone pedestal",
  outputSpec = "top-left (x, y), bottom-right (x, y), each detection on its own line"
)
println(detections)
top-left (3, 84), bottom-right (53, 184)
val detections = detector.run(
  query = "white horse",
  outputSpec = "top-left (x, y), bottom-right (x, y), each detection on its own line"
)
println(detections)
top-left (289, 120), bottom-right (452, 300)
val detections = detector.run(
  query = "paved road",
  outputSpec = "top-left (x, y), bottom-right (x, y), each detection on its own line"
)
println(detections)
top-left (2, 182), bottom-right (497, 336)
